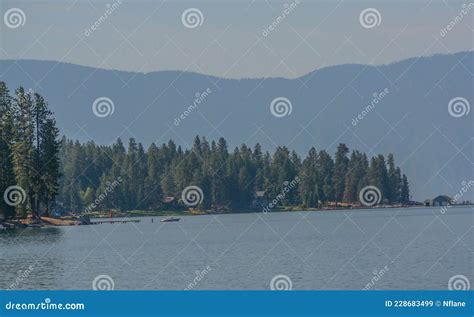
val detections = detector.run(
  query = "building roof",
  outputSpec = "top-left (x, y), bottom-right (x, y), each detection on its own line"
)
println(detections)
top-left (432, 195), bottom-right (453, 202)
top-left (255, 191), bottom-right (266, 197)
top-left (163, 196), bottom-right (175, 203)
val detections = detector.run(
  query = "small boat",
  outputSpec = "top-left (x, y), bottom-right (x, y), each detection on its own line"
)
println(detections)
top-left (160, 216), bottom-right (180, 223)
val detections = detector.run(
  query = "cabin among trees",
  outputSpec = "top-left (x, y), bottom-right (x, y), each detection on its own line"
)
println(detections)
top-left (252, 191), bottom-right (268, 210)
top-left (424, 195), bottom-right (453, 206)
top-left (162, 196), bottom-right (177, 209)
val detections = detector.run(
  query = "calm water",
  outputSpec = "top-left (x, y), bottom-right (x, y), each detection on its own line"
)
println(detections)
top-left (1, 207), bottom-right (472, 290)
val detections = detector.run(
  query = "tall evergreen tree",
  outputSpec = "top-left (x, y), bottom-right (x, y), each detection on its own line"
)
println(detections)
top-left (368, 154), bottom-right (389, 202)
top-left (343, 151), bottom-right (369, 202)
top-left (333, 144), bottom-right (349, 204)
top-left (11, 87), bottom-right (35, 218)
top-left (299, 148), bottom-right (319, 208)
top-left (386, 153), bottom-right (400, 203)
top-left (318, 150), bottom-right (334, 203)
top-left (144, 143), bottom-right (163, 210)
top-left (38, 113), bottom-right (61, 213)
top-left (400, 174), bottom-right (410, 204)
top-left (0, 82), bottom-right (16, 219)
top-left (31, 93), bottom-right (61, 216)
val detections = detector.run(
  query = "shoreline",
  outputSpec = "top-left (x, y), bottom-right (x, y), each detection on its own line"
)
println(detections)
top-left (2, 204), bottom-right (472, 229)
top-left (88, 203), bottom-right (473, 219)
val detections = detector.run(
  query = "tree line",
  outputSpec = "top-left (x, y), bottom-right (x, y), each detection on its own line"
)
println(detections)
top-left (58, 136), bottom-right (410, 213)
top-left (0, 82), bottom-right (61, 220)
top-left (0, 82), bottom-right (410, 219)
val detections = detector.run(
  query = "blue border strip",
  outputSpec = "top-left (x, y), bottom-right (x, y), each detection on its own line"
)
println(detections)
top-left (1, 291), bottom-right (473, 316)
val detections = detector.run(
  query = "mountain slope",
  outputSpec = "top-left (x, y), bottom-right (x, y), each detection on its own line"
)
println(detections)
top-left (0, 52), bottom-right (472, 201)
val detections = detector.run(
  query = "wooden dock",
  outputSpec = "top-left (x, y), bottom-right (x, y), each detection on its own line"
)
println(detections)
top-left (41, 216), bottom-right (79, 226)
top-left (91, 219), bottom-right (141, 225)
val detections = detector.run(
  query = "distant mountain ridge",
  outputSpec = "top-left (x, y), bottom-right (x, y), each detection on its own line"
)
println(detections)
top-left (0, 52), bottom-right (472, 201)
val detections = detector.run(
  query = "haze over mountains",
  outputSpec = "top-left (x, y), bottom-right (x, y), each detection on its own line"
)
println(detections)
top-left (0, 52), bottom-right (472, 201)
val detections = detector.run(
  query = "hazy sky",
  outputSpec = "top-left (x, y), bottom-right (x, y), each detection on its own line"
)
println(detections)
top-left (0, 0), bottom-right (472, 78)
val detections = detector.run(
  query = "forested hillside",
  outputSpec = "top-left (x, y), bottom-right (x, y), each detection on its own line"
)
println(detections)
top-left (0, 82), bottom-right (410, 219)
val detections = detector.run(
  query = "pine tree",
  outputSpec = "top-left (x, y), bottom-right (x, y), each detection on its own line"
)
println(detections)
top-left (0, 82), bottom-right (16, 219)
top-left (333, 144), bottom-right (349, 204)
top-left (368, 154), bottom-right (390, 203)
top-left (400, 174), bottom-right (410, 204)
top-left (31, 93), bottom-right (61, 216)
top-left (299, 148), bottom-right (319, 207)
top-left (103, 138), bottom-right (126, 211)
top-left (144, 143), bottom-right (163, 210)
top-left (210, 137), bottom-right (229, 208)
top-left (252, 143), bottom-right (265, 192)
top-left (39, 115), bottom-right (61, 213)
top-left (393, 167), bottom-right (402, 203)
top-left (387, 153), bottom-right (399, 203)
top-left (269, 146), bottom-right (297, 206)
top-left (318, 150), bottom-right (334, 204)
top-left (11, 87), bottom-right (35, 218)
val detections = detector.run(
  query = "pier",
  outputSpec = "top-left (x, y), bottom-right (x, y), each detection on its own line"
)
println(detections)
top-left (91, 219), bottom-right (141, 225)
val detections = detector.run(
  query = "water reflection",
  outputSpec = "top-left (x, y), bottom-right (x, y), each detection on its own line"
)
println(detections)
top-left (0, 208), bottom-right (472, 290)
top-left (0, 227), bottom-right (63, 244)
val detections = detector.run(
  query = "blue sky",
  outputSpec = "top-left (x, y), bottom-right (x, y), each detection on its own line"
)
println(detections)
top-left (0, 0), bottom-right (472, 78)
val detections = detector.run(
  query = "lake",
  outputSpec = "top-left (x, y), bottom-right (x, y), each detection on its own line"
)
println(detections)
top-left (1, 207), bottom-right (472, 290)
